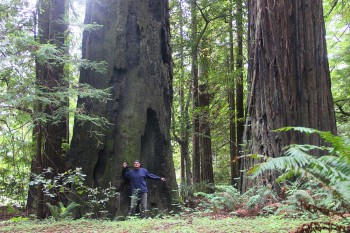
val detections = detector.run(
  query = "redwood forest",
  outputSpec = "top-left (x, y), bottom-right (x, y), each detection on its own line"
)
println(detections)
top-left (0, 0), bottom-right (350, 232)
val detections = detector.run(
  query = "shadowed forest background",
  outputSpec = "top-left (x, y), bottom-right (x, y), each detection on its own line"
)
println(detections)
top-left (0, 0), bottom-right (350, 232)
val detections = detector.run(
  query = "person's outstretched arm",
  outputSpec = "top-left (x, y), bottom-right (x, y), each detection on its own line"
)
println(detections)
top-left (145, 169), bottom-right (166, 181)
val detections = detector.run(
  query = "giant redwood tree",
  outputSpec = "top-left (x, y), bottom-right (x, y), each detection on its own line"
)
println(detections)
top-left (68, 0), bottom-right (177, 216)
top-left (240, 0), bottom-right (337, 192)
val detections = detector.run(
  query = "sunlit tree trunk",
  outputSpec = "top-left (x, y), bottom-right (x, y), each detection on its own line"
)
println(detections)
top-left (240, 0), bottom-right (337, 192)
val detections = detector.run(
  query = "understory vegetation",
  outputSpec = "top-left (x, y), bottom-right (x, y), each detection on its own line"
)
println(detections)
top-left (1, 128), bottom-right (350, 232)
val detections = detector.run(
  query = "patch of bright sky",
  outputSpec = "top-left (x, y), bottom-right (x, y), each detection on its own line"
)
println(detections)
top-left (25, 0), bottom-right (86, 57)
top-left (326, 14), bottom-right (350, 70)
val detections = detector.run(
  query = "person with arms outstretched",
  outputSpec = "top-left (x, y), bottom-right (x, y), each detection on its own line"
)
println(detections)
top-left (122, 160), bottom-right (166, 218)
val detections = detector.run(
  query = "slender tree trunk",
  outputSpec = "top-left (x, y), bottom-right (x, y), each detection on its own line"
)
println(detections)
top-left (68, 0), bottom-right (178, 217)
top-left (190, 0), bottom-right (201, 184)
top-left (29, 0), bottom-right (68, 218)
top-left (235, 0), bottom-right (244, 188)
top-left (199, 84), bottom-right (214, 188)
top-left (240, 0), bottom-right (337, 192)
top-left (198, 39), bottom-right (214, 190)
top-left (177, 0), bottom-right (192, 188)
top-left (228, 0), bottom-right (238, 187)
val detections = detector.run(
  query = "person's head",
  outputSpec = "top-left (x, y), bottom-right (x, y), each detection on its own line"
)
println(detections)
top-left (133, 160), bottom-right (141, 169)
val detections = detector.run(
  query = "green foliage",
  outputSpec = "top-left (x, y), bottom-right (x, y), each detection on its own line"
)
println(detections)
top-left (170, 0), bottom-right (248, 186)
top-left (0, 0), bottom-right (112, 207)
top-left (46, 202), bottom-right (80, 220)
top-left (249, 127), bottom-right (350, 211)
top-left (30, 168), bottom-right (117, 218)
top-left (194, 185), bottom-right (241, 212)
top-left (324, 0), bottom-right (350, 135)
top-left (0, 1), bottom-right (36, 207)
top-left (242, 186), bottom-right (278, 210)
top-left (9, 216), bottom-right (29, 222)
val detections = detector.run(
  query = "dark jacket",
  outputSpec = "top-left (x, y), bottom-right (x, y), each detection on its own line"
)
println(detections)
top-left (122, 167), bottom-right (161, 193)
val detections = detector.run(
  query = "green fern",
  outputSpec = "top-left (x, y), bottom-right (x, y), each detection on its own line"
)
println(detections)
top-left (194, 185), bottom-right (241, 212)
top-left (288, 190), bottom-right (314, 205)
top-left (47, 202), bottom-right (80, 220)
top-left (243, 186), bottom-right (278, 210)
top-left (250, 127), bottom-right (350, 210)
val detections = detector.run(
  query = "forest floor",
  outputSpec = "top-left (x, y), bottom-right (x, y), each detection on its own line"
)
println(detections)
top-left (0, 208), bottom-right (345, 233)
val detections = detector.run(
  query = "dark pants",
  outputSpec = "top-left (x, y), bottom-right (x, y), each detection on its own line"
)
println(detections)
top-left (129, 190), bottom-right (148, 218)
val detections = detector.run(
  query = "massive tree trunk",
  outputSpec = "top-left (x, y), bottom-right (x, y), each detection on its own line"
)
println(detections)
top-left (29, 0), bottom-right (68, 218)
top-left (240, 0), bottom-right (337, 192)
top-left (68, 0), bottom-right (177, 217)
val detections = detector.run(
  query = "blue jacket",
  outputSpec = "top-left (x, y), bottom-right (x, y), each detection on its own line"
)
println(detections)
top-left (122, 167), bottom-right (161, 193)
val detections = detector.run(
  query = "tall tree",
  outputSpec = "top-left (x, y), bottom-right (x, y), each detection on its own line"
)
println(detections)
top-left (30, 0), bottom-right (68, 218)
top-left (190, 0), bottom-right (225, 186)
top-left (240, 0), bottom-right (337, 192)
top-left (190, 0), bottom-right (201, 184)
top-left (68, 0), bottom-right (177, 216)
top-left (228, 0), bottom-right (245, 187)
top-left (228, 0), bottom-right (238, 186)
top-left (170, 0), bottom-right (193, 187)
top-left (235, 0), bottom-right (245, 187)
top-left (199, 38), bottom-right (214, 190)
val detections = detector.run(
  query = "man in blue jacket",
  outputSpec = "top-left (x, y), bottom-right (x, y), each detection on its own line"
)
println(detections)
top-left (122, 160), bottom-right (166, 218)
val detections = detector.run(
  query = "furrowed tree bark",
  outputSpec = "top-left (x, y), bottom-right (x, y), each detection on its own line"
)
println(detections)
top-left (68, 0), bottom-right (177, 217)
top-left (29, 0), bottom-right (68, 218)
top-left (240, 0), bottom-right (337, 192)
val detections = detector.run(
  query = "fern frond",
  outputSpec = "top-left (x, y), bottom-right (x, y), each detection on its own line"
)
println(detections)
top-left (46, 202), bottom-right (61, 220)
top-left (246, 194), bottom-right (260, 209)
top-left (276, 127), bottom-right (350, 158)
top-left (318, 131), bottom-right (350, 156)
top-left (46, 202), bottom-right (80, 220)
top-left (335, 181), bottom-right (350, 208)
top-left (276, 170), bottom-right (296, 182)
top-left (249, 145), bottom-right (317, 178)
top-left (289, 190), bottom-right (314, 205)
top-left (319, 156), bottom-right (345, 170)
top-left (61, 202), bottom-right (80, 218)
top-left (274, 126), bottom-right (317, 134)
